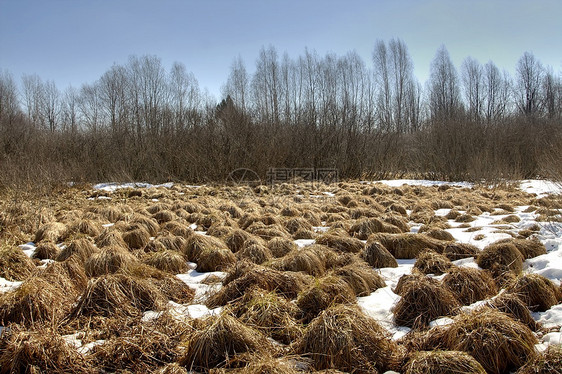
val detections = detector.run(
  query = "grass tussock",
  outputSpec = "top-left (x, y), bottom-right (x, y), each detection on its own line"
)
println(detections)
top-left (232, 288), bottom-right (303, 344)
top-left (443, 242), bottom-right (480, 261)
top-left (495, 238), bottom-right (547, 259)
top-left (70, 219), bottom-right (102, 238)
top-left (393, 276), bottom-right (460, 328)
top-left (296, 275), bottom-right (356, 321)
top-left (207, 267), bottom-right (308, 308)
top-left (349, 217), bottom-right (402, 240)
top-left (236, 242), bottom-right (273, 265)
top-left (31, 241), bottom-right (60, 260)
top-left (477, 241), bottom-right (524, 277)
top-left (70, 273), bottom-right (167, 318)
top-left (84, 245), bottom-right (139, 277)
top-left (508, 273), bottom-right (560, 312)
top-left (442, 267), bottom-right (497, 305)
top-left (56, 237), bottom-right (98, 263)
top-left (292, 304), bottom-right (398, 373)
top-left (315, 233), bottom-right (364, 253)
top-left (122, 226), bottom-right (151, 250)
top-left (414, 250), bottom-right (453, 275)
top-left (271, 247), bottom-right (327, 276)
top-left (486, 292), bottom-right (539, 331)
top-left (423, 228), bottom-right (455, 241)
top-left (34, 257), bottom-right (88, 293)
top-left (517, 345), bottom-right (562, 374)
top-left (95, 229), bottom-right (127, 248)
top-left (0, 275), bottom-right (70, 326)
top-left (153, 275), bottom-right (195, 304)
top-left (143, 250), bottom-right (189, 274)
top-left (130, 214), bottom-right (160, 236)
top-left (267, 237), bottom-right (297, 258)
top-left (361, 241), bottom-right (398, 268)
top-left (34, 221), bottom-right (68, 243)
top-left (441, 308), bottom-right (537, 374)
top-left (225, 229), bottom-right (253, 253)
top-left (0, 245), bottom-right (35, 281)
top-left (334, 260), bottom-right (386, 296)
top-left (369, 233), bottom-right (444, 259)
top-left (146, 234), bottom-right (187, 253)
top-left (403, 350), bottom-right (486, 374)
top-left (0, 324), bottom-right (91, 373)
top-left (178, 313), bottom-right (275, 371)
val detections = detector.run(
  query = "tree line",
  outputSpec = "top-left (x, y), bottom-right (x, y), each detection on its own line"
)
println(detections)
top-left (0, 40), bottom-right (561, 187)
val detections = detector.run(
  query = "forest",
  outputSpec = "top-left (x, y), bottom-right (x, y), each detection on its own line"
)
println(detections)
top-left (0, 39), bottom-right (561, 187)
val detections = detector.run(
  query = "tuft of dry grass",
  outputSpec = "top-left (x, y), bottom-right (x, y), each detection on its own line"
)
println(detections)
top-left (315, 233), bottom-right (365, 253)
top-left (441, 308), bottom-right (537, 374)
top-left (443, 242), bottom-right (479, 261)
top-left (414, 250), bottom-right (453, 275)
top-left (369, 233), bottom-right (445, 259)
top-left (232, 288), bottom-right (303, 345)
top-left (0, 244), bottom-right (36, 281)
top-left (267, 237), bottom-right (297, 258)
top-left (84, 245), bottom-right (139, 277)
top-left (517, 345), bottom-right (562, 374)
top-left (178, 313), bottom-right (275, 371)
top-left (296, 275), bottom-right (357, 322)
top-left (34, 221), bottom-right (68, 243)
top-left (349, 217), bottom-right (402, 240)
top-left (476, 241), bottom-right (524, 277)
top-left (292, 304), bottom-right (399, 373)
top-left (122, 226), bottom-right (151, 250)
top-left (0, 324), bottom-right (91, 373)
top-left (403, 350), bottom-right (486, 374)
top-left (334, 260), bottom-right (386, 296)
top-left (207, 267), bottom-right (308, 308)
top-left (442, 267), bottom-right (497, 305)
top-left (507, 273), bottom-right (560, 312)
top-left (56, 237), bottom-right (98, 263)
top-left (0, 275), bottom-right (71, 326)
top-left (270, 247), bottom-right (327, 276)
top-left (95, 229), bottom-right (127, 248)
top-left (236, 242), bottom-right (273, 265)
top-left (130, 214), bottom-right (160, 236)
top-left (393, 276), bottom-right (460, 328)
top-left (486, 292), bottom-right (539, 331)
top-left (423, 228), bottom-right (455, 241)
top-left (152, 275), bottom-right (195, 304)
top-left (32, 241), bottom-right (60, 260)
top-left (361, 241), bottom-right (398, 268)
top-left (495, 238), bottom-right (547, 259)
top-left (69, 219), bottom-right (102, 238)
top-left (143, 250), bottom-right (189, 274)
top-left (225, 229), bottom-right (253, 253)
top-left (70, 273), bottom-right (167, 318)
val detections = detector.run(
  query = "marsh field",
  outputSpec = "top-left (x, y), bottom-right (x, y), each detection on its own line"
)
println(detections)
top-left (0, 179), bottom-right (561, 373)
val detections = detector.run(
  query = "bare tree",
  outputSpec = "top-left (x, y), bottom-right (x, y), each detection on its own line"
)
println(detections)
top-left (169, 61), bottom-right (200, 132)
top-left (373, 40), bottom-right (392, 130)
top-left (222, 56), bottom-right (249, 112)
top-left (43, 80), bottom-right (60, 132)
top-left (61, 86), bottom-right (79, 134)
top-left (22, 74), bottom-right (44, 128)
top-left (0, 70), bottom-right (20, 124)
top-left (515, 51), bottom-right (544, 116)
top-left (428, 45), bottom-right (462, 120)
top-left (461, 57), bottom-right (484, 121)
top-left (483, 61), bottom-right (510, 123)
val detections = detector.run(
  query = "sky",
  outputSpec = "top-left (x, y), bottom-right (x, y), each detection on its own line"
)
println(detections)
top-left (1, 0), bottom-right (560, 100)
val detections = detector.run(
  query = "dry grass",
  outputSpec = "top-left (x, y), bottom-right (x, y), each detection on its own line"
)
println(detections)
top-left (0, 324), bottom-right (91, 373)
top-left (0, 245), bottom-right (35, 281)
top-left (296, 275), bottom-right (357, 321)
top-left (130, 214), bottom-right (160, 236)
top-left (423, 228), bottom-right (455, 241)
top-left (517, 345), bottom-right (562, 374)
top-left (369, 233), bottom-right (445, 259)
top-left (69, 219), bottom-right (102, 238)
top-left (442, 267), bottom-right (498, 305)
top-left (315, 233), bottom-right (365, 253)
top-left (334, 260), bottom-right (386, 296)
top-left (443, 242), bottom-right (480, 261)
top-left (267, 237), bottom-right (297, 258)
top-left (292, 304), bottom-right (399, 373)
top-left (271, 247), bottom-right (327, 276)
top-left (236, 242), bottom-right (273, 265)
top-left (84, 245), bottom-right (139, 277)
top-left (0, 275), bottom-right (70, 326)
top-left (508, 274), bottom-right (560, 312)
top-left (31, 241), bottom-right (60, 260)
top-left (225, 229), bottom-right (253, 253)
top-left (495, 238), bottom-right (547, 259)
top-left (486, 292), bottom-right (539, 331)
top-left (349, 217), bottom-right (402, 240)
top-left (70, 273), bottom-right (167, 318)
top-left (34, 257), bottom-right (88, 293)
top-left (476, 241), bottom-right (524, 277)
top-left (361, 241), bottom-right (398, 268)
top-left (441, 308), bottom-right (537, 374)
top-left (232, 288), bottom-right (303, 344)
top-left (143, 250), bottom-right (189, 273)
top-left (207, 267), bottom-right (308, 308)
top-left (34, 221), bottom-right (68, 243)
top-left (393, 276), bottom-right (460, 328)
top-left (153, 275), bottom-right (195, 304)
top-left (414, 250), bottom-right (453, 275)
top-left (56, 237), bottom-right (98, 263)
top-left (403, 350), bottom-right (486, 374)
top-left (122, 226), bottom-right (151, 250)
top-left (178, 313), bottom-right (275, 371)
top-left (95, 229), bottom-right (127, 248)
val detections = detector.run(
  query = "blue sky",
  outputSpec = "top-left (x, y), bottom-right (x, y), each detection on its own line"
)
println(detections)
top-left (1, 0), bottom-right (560, 99)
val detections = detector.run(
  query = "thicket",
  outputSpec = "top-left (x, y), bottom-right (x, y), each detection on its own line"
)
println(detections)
top-left (0, 41), bottom-right (561, 188)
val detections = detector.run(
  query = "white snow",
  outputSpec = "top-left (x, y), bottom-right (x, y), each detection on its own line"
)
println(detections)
top-left (92, 182), bottom-right (174, 192)
top-left (519, 180), bottom-right (562, 197)
top-left (175, 268), bottom-right (226, 302)
top-left (373, 179), bottom-right (474, 188)
top-left (0, 277), bottom-right (22, 294)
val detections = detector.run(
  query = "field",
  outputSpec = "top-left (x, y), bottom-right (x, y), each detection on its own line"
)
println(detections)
top-left (0, 179), bottom-right (561, 373)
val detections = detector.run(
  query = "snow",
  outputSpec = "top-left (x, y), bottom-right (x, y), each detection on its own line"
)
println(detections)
top-left (0, 277), bottom-right (22, 294)
top-left (520, 180), bottom-right (562, 197)
top-left (175, 268), bottom-right (226, 302)
top-left (373, 179), bottom-right (473, 188)
top-left (92, 182), bottom-right (174, 192)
